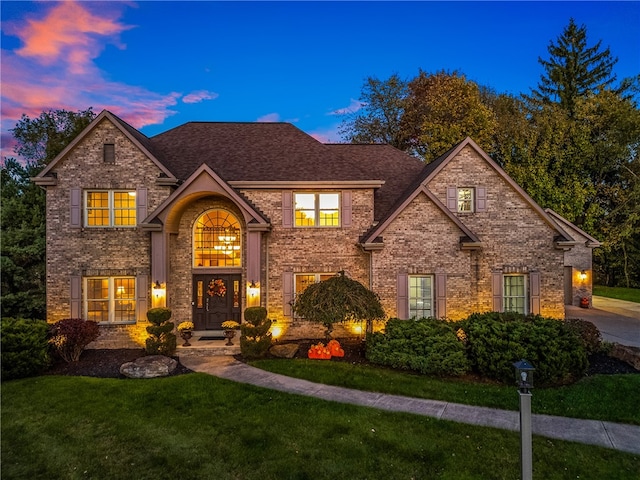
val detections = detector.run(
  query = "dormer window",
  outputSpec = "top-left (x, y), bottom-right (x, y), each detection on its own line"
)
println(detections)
top-left (457, 188), bottom-right (474, 213)
top-left (103, 143), bottom-right (115, 163)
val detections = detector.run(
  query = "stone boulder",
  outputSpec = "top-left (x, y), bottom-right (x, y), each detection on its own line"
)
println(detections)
top-left (269, 343), bottom-right (299, 359)
top-left (610, 344), bottom-right (640, 371)
top-left (120, 355), bottom-right (178, 378)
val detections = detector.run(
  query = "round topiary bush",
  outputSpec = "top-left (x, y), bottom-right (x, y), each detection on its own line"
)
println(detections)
top-left (366, 318), bottom-right (470, 376)
top-left (460, 312), bottom-right (588, 386)
top-left (240, 307), bottom-right (272, 359)
top-left (145, 308), bottom-right (176, 355)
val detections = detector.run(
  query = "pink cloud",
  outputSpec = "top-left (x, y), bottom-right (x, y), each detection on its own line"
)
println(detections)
top-left (182, 90), bottom-right (219, 104)
top-left (1, 1), bottom-right (181, 161)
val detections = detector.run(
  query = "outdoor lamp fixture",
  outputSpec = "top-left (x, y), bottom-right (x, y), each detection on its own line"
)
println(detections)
top-left (153, 280), bottom-right (162, 290)
top-left (513, 359), bottom-right (535, 480)
top-left (248, 280), bottom-right (259, 297)
top-left (580, 270), bottom-right (587, 281)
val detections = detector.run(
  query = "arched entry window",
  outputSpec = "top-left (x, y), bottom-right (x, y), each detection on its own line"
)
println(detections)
top-left (193, 210), bottom-right (242, 267)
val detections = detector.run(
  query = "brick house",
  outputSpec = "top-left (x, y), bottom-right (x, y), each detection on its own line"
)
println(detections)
top-left (34, 110), bottom-right (597, 348)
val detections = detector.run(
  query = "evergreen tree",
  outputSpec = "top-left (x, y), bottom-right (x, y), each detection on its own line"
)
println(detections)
top-left (1, 108), bottom-right (96, 319)
top-left (529, 18), bottom-right (618, 117)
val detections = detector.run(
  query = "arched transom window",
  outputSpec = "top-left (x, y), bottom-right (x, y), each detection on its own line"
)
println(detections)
top-left (193, 210), bottom-right (242, 267)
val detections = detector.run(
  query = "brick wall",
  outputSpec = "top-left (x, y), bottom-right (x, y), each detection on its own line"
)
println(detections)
top-left (43, 118), bottom-right (172, 347)
top-left (426, 146), bottom-right (565, 318)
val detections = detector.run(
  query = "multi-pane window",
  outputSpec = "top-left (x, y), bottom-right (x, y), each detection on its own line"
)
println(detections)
top-left (86, 191), bottom-right (136, 227)
top-left (409, 275), bottom-right (434, 319)
top-left (457, 188), bottom-right (474, 213)
top-left (193, 210), bottom-right (242, 267)
top-left (294, 193), bottom-right (340, 227)
top-left (504, 275), bottom-right (527, 314)
top-left (85, 277), bottom-right (136, 323)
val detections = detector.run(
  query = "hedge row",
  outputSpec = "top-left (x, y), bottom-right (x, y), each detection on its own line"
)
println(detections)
top-left (366, 312), bottom-right (593, 386)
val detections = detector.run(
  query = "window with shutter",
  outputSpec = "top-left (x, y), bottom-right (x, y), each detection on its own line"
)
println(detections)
top-left (103, 144), bottom-right (115, 163)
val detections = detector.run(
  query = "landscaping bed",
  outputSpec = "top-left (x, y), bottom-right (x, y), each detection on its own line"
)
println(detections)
top-left (43, 338), bottom-right (638, 379)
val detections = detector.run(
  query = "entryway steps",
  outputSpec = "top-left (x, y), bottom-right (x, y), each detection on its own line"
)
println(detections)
top-left (176, 336), bottom-right (240, 357)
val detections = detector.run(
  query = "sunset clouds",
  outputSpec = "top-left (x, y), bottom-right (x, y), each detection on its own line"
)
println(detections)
top-left (1, 1), bottom-right (215, 160)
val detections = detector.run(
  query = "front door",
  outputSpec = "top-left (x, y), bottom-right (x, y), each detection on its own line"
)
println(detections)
top-left (193, 274), bottom-right (241, 330)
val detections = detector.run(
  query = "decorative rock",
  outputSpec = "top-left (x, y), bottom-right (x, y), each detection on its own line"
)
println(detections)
top-left (120, 355), bottom-right (178, 378)
top-left (610, 344), bottom-right (640, 370)
top-left (269, 343), bottom-right (299, 359)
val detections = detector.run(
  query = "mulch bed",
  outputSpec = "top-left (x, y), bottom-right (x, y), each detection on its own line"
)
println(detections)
top-left (44, 339), bottom-right (638, 379)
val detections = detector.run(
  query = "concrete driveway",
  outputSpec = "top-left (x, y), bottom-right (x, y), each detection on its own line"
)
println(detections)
top-left (565, 296), bottom-right (640, 348)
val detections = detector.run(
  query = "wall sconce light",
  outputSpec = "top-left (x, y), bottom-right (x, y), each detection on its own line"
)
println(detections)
top-left (152, 280), bottom-right (165, 298)
top-left (248, 280), bottom-right (259, 297)
top-left (579, 270), bottom-right (587, 281)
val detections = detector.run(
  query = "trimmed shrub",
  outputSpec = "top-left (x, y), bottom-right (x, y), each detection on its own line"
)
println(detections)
top-left (564, 318), bottom-right (602, 354)
top-left (145, 308), bottom-right (176, 355)
top-left (240, 307), bottom-right (272, 359)
top-left (366, 318), bottom-right (470, 376)
top-left (49, 318), bottom-right (100, 363)
top-left (461, 312), bottom-right (588, 386)
top-left (244, 306), bottom-right (267, 325)
top-left (1, 317), bottom-right (50, 380)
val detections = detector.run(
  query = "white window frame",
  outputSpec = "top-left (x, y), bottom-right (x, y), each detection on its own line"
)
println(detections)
top-left (409, 275), bottom-right (434, 319)
top-left (457, 187), bottom-right (475, 213)
top-left (85, 190), bottom-right (136, 228)
top-left (294, 192), bottom-right (341, 227)
top-left (84, 276), bottom-right (136, 324)
top-left (503, 274), bottom-right (528, 314)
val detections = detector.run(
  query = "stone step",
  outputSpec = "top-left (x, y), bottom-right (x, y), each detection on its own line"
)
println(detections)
top-left (176, 335), bottom-right (240, 357)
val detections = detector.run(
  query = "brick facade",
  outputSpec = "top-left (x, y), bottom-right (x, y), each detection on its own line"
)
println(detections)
top-left (35, 112), bottom-right (595, 348)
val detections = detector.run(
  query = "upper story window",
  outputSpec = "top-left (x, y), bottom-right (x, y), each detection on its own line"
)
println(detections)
top-left (85, 190), bottom-right (136, 227)
top-left (103, 143), bottom-right (115, 163)
top-left (457, 188), bottom-right (474, 213)
top-left (294, 193), bottom-right (340, 227)
top-left (193, 209), bottom-right (242, 268)
top-left (85, 276), bottom-right (135, 323)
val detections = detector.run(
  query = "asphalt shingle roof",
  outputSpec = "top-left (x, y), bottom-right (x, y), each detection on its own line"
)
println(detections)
top-left (148, 122), bottom-right (428, 222)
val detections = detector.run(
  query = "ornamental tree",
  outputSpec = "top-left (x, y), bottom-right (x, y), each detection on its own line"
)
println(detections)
top-left (292, 271), bottom-right (385, 339)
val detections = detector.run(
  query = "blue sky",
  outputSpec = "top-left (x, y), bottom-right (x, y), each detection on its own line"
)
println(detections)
top-left (1, 1), bottom-right (639, 160)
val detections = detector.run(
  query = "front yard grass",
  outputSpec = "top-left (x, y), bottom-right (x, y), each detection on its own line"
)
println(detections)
top-left (593, 285), bottom-right (640, 303)
top-left (249, 359), bottom-right (640, 425)
top-left (2, 374), bottom-right (639, 480)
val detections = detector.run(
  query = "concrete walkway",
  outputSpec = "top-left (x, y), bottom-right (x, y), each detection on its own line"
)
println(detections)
top-left (566, 296), bottom-right (640, 348)
top-left (180, 355), bottom-right (640, 456)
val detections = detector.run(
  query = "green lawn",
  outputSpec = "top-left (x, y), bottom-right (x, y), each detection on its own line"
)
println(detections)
top-left (2, 374), bottom-right (639, 480)
top-left (249, 359), bottom-right (640, 425)
top-left (594, 285), bottom-right (640, 303)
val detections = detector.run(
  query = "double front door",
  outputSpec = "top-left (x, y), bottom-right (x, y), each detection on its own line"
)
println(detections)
top-left (192, 274), bottom-right (241, 330)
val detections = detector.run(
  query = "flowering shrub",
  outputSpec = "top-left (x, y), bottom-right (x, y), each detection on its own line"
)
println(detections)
top-left (49, 318), bottom-right (100, 363)
top-left (222, 320), bottom-right (240, 330)
top-left (177, 321), bottom-right (194, 332)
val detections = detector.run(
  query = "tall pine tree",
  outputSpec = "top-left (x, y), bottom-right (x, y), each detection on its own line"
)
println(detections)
top-left (529, 18), bottom-right (618, 117)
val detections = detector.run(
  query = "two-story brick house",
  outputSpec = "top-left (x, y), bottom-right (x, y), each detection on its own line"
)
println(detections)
top-left (34, 110), bottom-right (597, 348)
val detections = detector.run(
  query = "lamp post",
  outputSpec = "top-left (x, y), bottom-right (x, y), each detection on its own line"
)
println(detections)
top-left (513, 359), bottom-right (535, 480)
